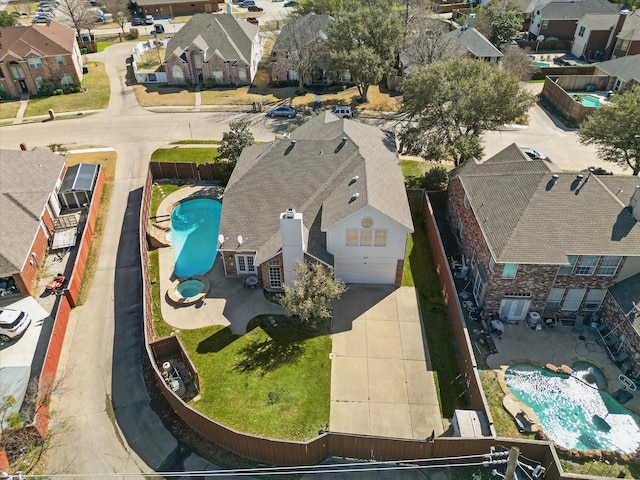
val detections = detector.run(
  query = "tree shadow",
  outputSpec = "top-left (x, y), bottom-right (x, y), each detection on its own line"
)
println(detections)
top-left (196, 326), bottom-right (239, 354)
top-left (233, 337), bottom-right (305, 375)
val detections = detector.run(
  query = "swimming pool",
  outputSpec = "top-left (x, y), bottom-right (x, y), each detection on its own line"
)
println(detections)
top-left (504, 363), bottom-right (640, 453)
top-left (171, 198), bottom-right (222, 277)
top-left (531, 61), bottom-right (550, 68)
top-left (572, 94), bottom-right (602, 108)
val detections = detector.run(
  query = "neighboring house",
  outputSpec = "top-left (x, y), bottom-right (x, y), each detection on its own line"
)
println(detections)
top-left (594, 55), bottom-right (640, 92)
top-left (132, 0), bottom-right (220, 17)
top-left (446, 143), bottom-right (640, 374)
top-left (611, 9), bottom-right (640, 58)
top-left (271, 13), bottom-right (336, 85)
top-left (528, 0), bottom-right (618, 41)
top-left (0, 20), bottom-right (83, 99)
top-left (570, 13), bottom-right (620, 61)
top-left (445, 14), bottom-right (503, 62)
top-left (218, 111), bottom-right (414, 288)
top-left (0, 148), bottom-right (67, 297)
top-left (164, 14), bottom-right (261, 86)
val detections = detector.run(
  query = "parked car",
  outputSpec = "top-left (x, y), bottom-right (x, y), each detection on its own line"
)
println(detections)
top-left (131, 17), bottom-right (144, 26)
top-left (247, 5), bottom-right (263, 11)
top-left (32, 15), bottom-right (52, 23)
top-left (245, 17), bottom-right (258, 25)
top-left (238, 0), bottom-right (255, 6)
top-left (332, 106), bottom-right (353, 118)
top-left (0, 308), bottom-right (31, 342)
top-left (145, 14), bottom-right (154, 25)
top-left (520, 147), bottom-right (547, 160)
top-left (267, 105), bottom-right (297, 118)
top-left (154, 23), bottom-right (165, 33)
top-left (283, 1), bottom-right (298, 6)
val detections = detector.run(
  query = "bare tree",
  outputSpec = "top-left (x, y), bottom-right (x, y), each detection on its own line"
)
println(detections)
top-left (500, 45), bottom-right (535, 81)
top-left (103, 0), bottom-right (130, 35)
top-left (402, 17), bottom-right (464, 69)
top-left (58, 0), bottom-right (96, 37)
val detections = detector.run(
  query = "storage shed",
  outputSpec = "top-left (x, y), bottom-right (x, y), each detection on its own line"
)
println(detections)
top-left (58, 163), bottom-right (99, 209)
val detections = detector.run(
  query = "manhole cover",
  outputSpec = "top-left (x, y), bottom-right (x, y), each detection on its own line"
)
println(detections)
top-left (579, 335), bottom-right (586, 341)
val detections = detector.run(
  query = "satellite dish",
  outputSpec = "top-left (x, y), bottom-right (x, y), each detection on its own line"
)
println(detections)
top-left (218, 234), bottom-right (225, 245)
top-left (237, 235), bottom-right (243, 245)
top-left (536, 35), bottom-right (545, 41)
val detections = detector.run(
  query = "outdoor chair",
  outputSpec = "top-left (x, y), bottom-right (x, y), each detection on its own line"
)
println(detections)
top-left (612, 350), bottom-right (629, 364)
top-left (572, 314), bottom-right (585, 333)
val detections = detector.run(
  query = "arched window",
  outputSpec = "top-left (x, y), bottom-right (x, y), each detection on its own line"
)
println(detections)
top-left (60, 73), bottom-right (73, 87)
top-left (0, 82), bottom-right (8, 99)
top-left (171, 65), bottom-right (184, 84)
top-left (35, 76), bottom-right (50, 92)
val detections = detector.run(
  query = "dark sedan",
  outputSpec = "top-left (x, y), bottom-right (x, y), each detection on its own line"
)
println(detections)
top-left (247, 5), bottom-right (263, 11)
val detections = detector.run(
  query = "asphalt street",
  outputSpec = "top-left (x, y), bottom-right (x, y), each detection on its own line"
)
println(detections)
top-left (0, 35), bottom-right (630, 479)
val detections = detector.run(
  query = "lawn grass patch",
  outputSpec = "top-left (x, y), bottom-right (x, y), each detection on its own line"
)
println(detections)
top-left (178, 322), bottom-right (331, 440)
top-left (403, 217), bottom-right (467, 417)
top-left (148, 249), bottom-right (173, 338)
top-left (24, 62), bottom-right (110, 117)
top-left (170, 140), bottom-right (221, 145)
top-left (151, 147), bottom-right (219, 164)
top-left (150, 183), bottom-right (184, 217)
top-left (97, 41), bottom-right (113, 52)
top-left (65, 151), bottom-right (116, 305)
top-left (400, 160), bottom-right (454, 179)
top-left (0, 101), bottom-right (21, 120)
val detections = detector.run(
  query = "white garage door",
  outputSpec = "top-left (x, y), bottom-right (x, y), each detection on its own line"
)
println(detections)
top-left (334, 258), bottom-right (397, 284)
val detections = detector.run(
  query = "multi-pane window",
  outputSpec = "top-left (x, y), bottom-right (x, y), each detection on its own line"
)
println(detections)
top-left (541, 20), bottom-right (549, 29)
top-left (463, 194), bottom-right (469, 208)
top-left (27, 58), bottom-right (43, 69)
top-left (373, 230), bottom-right (386, 246)
top-left (237, 255), bottom-right (256, 274)
top-left (597, 256), bottom-right (621, 276)
top-left (56, 56), bottom-right (65, 66)
top-left (546, 288), bottom-right (564, 311)
top-left (268, 260), bottom-right (281, 288)
top-left (346, 229), bottom-right (358, 246)
top-left (488, 256), bottom-right (495, 272)
top-left (9, 64), bottom-right (25, 79)
top-left (584, 289), bottom-right (606, 311)
top-left (578, 26), bottom-right (585, 37)
top-left (345, 229), bottom-right (387, 247)
top-left (457, 219), bottom-right (464, 243)
top-left (558, 255), bottom-right (577, 275)
top-left (575, 255), bottom-right (598, 276)
top-left (501, 263), bottom-right (518, 279)
top-left (359, 229), bottom-right (372, 246)
top-left (562, 288), bottom-right (586, 311)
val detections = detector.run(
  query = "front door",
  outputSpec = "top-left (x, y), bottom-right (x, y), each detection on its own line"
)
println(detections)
top-left (236, 254), bottom-right (256, 274)
top-left (500, 299), bottom-right (531, 321)
top-left (18, 80), bottom-right (28, 93)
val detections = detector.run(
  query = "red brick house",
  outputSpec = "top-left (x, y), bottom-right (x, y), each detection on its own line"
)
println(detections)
top-left (0, 21), bottom-right (83, 99)
top-left (132, 0), bottom-right (220, 18)
top-left (611, 9), bottom-right (640, 59)
top-left (528, 0), bottom-right (618, 41)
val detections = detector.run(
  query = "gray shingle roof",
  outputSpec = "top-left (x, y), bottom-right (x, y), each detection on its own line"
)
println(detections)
top-left (0, 148), bottom-right (66, 277)
top-left (165, 13), bottom-right (257, 65)
top-left (219, 112), bottom-right (413, 265)
top-left (452, 143), bottom-right (640, 264)
top-left (608, 272), bottom-right (640, 335)
top-left (539, 0), bottom-right (618, 20)
top-left (618, 10), bottom-right (640, 42)
top-left (579, 13), bottom-right (619, 31)
top-left (272, 13), bottom-right (334, 53)
top-left (446, 27), bottom-right (503, 59)
top-left (595, 55), bottom-right (640, 83)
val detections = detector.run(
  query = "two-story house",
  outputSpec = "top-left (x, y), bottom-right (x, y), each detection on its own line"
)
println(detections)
top-left (217, 111), bottom-right (414, 288)
top-left (611, 9), bottom-right (640, 58)
top-left (0, 20), bottom-right (83, 99)
top-left (528, 0), bottom-right (619, 41)
top-left (164, 13), bottom-right (261, 86)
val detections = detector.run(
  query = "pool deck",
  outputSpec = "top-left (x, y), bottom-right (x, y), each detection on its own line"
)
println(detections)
top-left (486, 321), bottom-right (640, 415)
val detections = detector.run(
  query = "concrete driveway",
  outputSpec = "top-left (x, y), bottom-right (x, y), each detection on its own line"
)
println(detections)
top-left (330, 286), bottom-right (444, 440)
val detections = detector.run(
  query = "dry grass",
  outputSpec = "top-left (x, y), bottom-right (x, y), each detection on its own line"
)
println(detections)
top-left (133, 84), bottom-right (195, 106)
top-left (136, 47), bottom-right (166, 71)
top-left (0, 101), bottom-right (21, 121)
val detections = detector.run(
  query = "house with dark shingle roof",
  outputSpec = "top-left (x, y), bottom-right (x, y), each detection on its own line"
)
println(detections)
top-left (445, 15), bottom-right (503, 63)
top-left (612, 9), bottom-right (640, 58)
top-left (570, 13), bottom-right (621, 61)
top-left (0, 20), bottom-right (83, 99)
top-left (164, 13), bottom-right (261, 86)
top-left (0, 148), bottom-right (67, 297)
top-left (132, 0), bottom-right (220, 19)
top-left (218, 111), bottom-right (413, 288)
top-left (528, 0), bottom-right (619, 41)
top-left (594, 55), bottom-right (640, 92)
top-left (446, 143), bottom-right (640, 373)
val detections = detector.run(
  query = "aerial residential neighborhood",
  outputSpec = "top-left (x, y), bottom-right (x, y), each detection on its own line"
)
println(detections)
top-left (0, 0), bottom-right (639, 478)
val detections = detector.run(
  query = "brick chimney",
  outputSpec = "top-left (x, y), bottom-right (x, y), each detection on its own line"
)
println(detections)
top-left (604, 10), bottom-right (629, 60)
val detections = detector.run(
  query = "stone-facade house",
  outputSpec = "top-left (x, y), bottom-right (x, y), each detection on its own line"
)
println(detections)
top-left (0, 21), bottom-right (83, 99)
top-left (218, 111), bottom-right (413, 289)
top-left (271, 13), bottom-right (335, 86)
top-left (528, 0), bottom-right (618, 41)
top-left (164, 14), bottom-right (261, 86)
top-left (446, 144), bottom-right (640, 375)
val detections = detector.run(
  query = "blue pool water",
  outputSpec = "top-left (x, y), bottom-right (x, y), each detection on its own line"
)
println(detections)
top-left (504, 363), bottom-right (640, 453)
top-left (572, 94), bottom-right (602, 107)
top-left (171, 198), bottom-right (222, 277)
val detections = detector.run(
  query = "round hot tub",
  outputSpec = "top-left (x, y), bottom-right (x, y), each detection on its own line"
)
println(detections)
top-left (168, 275), bottom-right (210, 306)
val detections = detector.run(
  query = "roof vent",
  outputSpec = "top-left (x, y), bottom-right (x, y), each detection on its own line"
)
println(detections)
top-left (342, 136), bottom-right (347, 142)
top-left (283, 208), bottom-right (296, 219)
top-left (349, 193), bottom-right (360, 203)
top-left (552, 174), bottom-right (559, 180)
top-left (546, 174), bottom-right (559, 191)
top-left (349, 175), bottom-right (359, 185)
top-left (291, 140), bottom-right (296, 146)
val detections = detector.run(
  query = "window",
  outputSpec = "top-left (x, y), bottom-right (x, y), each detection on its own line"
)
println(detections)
top-left (501, 263), bottom-right (518, 279)
top-left (463, 194), bottom-right (469, 208)
top-left (359, 229), bottom-right (372, 246)
top-left (488, 256), bottom-right (495, 273)
top-left (35, 76), bottom-right (48, 92)
top-left (584, 289), bottom-right (606, 311)
top-left (346, 229), bottom-right (358, 246)
top-left (557, 255), bottom-right (577, 275)
top-left (346, 228), bottom-right (387, 247)
top-left (373, 229), bottom-right (387, 246)
top-left (470, 250), bottom-right (477, 270)
top-left (238, 68), bottom-right (247, 82)
top-left (27, 58), bottom-right (43, 69)
top-left (9, 63), bottom-right (25, 80)
top-left (546, 288), bottom-right (564, 311)
top-left (575, 255), bottom-right (598, 276)
top-left (172, 65), bottom-right (185, 84)
top-left (55, 56), bottom-right (65, 66)
top-left (268, 260), bottom-right (281, 289)
top-left (212, 70), bottom-right (224, 83)
top-left (236, 254), bottom-right (256, 274)
top-left (457, 219), bottom-right (464, 243)
top-left (60, 73), bottom-right (73, 87)
top-left (541, 20), bottom-right (548, 29)
top-left (578, 26), bottom-right (585, 37)
top-left (597, 256), bottom-right (621, 276)
top-left (562, 288), bottom-right (586, 311)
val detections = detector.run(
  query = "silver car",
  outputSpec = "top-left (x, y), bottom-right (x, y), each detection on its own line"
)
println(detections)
top-left (267, 106), bottom-right (297, 118)
top-left (0, 308), bottom-right (31, 342)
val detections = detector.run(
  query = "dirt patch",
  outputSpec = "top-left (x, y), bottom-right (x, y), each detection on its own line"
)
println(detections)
top-left (134, 84), bottom-right (195, 106)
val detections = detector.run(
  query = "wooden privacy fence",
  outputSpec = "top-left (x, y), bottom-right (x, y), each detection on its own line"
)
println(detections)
top-left (150, 161), bottom-right (227, 182)
top-left (542, 75), bottom-right (609, 123)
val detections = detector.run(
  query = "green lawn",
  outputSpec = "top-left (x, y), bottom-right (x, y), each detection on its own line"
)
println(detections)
top-left (400, 159), bottom-right (453, 178)
top-left (24, 62), bottom-right (110, 117)
top-left (402, 217), bottom-right (467, 417)
top-left (178, 322), bottom-right (331, 441)
top-left (150, 183), bottom-right (184, 217)
top-left (97, 42), bottom-right (113, 52)
top-left (171, 140), bottom-right (221, 145)
top-left (151, 147), bottom-right (219, 164)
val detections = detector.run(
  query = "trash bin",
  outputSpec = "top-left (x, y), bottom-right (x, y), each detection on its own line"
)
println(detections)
top-left (82, 65), bottom-right (89, 74)
top-left (81, 48), bottom-right (88, 54)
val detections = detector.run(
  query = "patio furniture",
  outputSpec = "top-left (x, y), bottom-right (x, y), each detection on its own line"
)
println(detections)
top-left (572, 314), bottom-right (585, 333)
top-left (612, 350), bottom-right (629, 365)
top-left (244, 275), bottom-right (259, 288)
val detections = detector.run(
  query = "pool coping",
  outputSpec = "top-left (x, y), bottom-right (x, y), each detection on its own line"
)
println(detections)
top-left (167, 275), bottom-right (210, 306)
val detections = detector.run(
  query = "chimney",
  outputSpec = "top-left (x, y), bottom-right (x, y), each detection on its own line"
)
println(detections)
top-left (20, 143), bottom-right (28, 151)
top-left (468, 13), bottom-right (476, 29)
top-left (280, 208), bottom-right (305, 288)
top-left (631, 186), bottom-right (640, 222)
top-left (605, 10), bottom-right (629, 59)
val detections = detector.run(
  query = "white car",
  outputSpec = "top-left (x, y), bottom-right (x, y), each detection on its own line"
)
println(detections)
top-left (0, 308), bottom-right (31, 342)
top-left (520, 147), bottom-right (547, 160)
top-left (332, 106), bottom-right (353, 118)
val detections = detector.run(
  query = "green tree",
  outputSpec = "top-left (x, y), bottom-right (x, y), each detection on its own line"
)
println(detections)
top-left (328, 0), bottom-right (402, 102)
top-left (218, 118), bottom-right (254, 164)
top-left (0, 11), bottom-right (18, 27)
top-left (400, 59), bottom-right (535, 165)
top-left (578, 90), bottom-right (640, 175)
top-left (296, 0), bottom-right (354, 16)
top-left (484, 0), bottom-right (523, 44)
top-left (278, 261), bottom-right (347, 325)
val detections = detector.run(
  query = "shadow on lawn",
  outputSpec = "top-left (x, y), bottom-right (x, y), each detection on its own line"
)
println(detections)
top-left (196, 326), bottom-right (237, 354)
top-left (234, 338), bottom-right (305, 375)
